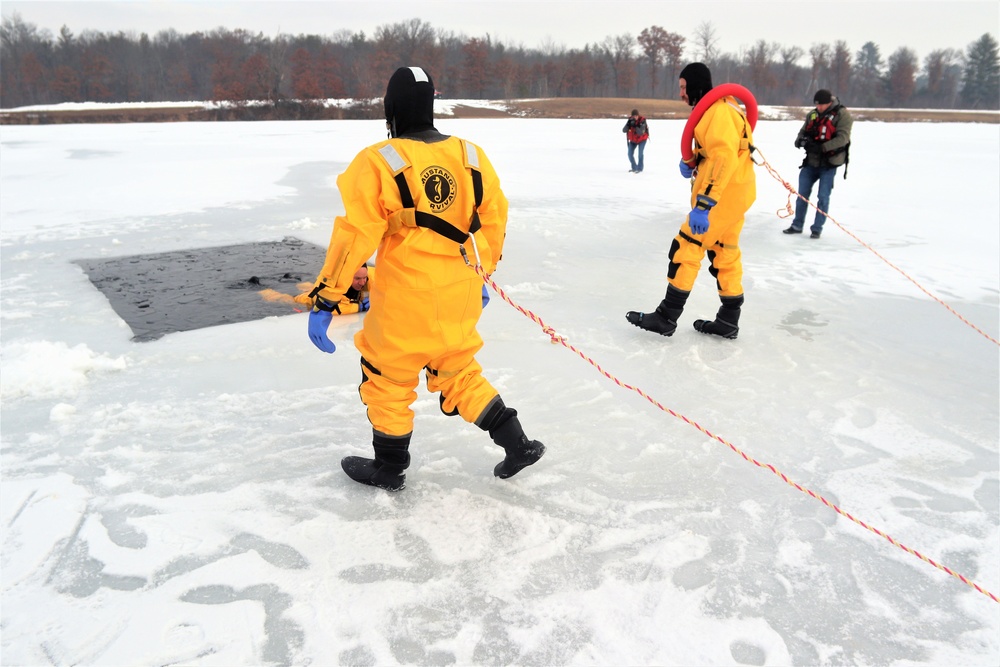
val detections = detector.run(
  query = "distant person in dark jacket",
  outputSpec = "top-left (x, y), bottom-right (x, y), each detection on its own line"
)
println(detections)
top-left (622, 109), bottom-right (650, 173)
top-left (783, 89), bottom-right (853, 239)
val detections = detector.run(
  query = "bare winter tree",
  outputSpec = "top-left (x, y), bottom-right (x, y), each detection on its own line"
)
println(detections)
top-left (373, 18), bottom-right (437, 66)
top-left (807, 42), bottom-right (831, 95)
top-left (637, 26), bottom-right (668, 97)
top-left (0, 13), bottom-right (989, 110)
top-left (266, 33), bottom-right (290, 102)
top-left (1, 13), bottom-right (50, 105)
top-left (921, 48), bottom-right (963, 108)
top-left (779, 46), bottom-right (805, 103)
top-left (461, 37), bottom-right (490, 98)
top-left (886, 46), bottom-right (918, 107)
top-left (600, 33), bottom-right (635, 96)
top-left (662, 31), bottom-right (686, 97)
top-left (744, 39), bottom-right (778, 99)
top-left (692, 21), bottom-right (719, 64)
top-left (830, 40), bottom-right (851, 100)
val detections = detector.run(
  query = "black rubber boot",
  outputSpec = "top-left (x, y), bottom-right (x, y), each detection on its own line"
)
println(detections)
top-left (341, 431), bottom-right (410, 491)
top-left (626, 285), bottom-right (689, 337)
top-left (478, 399), bottom-right (545, 479)
top-left (693, 294), bottom-right (743, 340)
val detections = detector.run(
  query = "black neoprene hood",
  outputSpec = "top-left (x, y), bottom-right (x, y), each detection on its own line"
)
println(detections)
top-left (679, 62), bottom-right (714, 106)
top-left (384, 66), bottom-right (436, 137)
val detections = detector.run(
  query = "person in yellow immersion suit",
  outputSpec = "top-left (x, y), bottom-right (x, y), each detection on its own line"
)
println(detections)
top-left (301, 65), bottom-right (545, 491)
top-left (299, 264), bottom-right (371, 315)
top-left (626, 62), bottom-right (756, 340)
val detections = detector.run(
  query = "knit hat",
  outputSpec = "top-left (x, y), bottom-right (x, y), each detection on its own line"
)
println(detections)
top-left (679, 62), bottom-right (713, 107)
top-left (813, 89), bottom-right (833, 104)
top-left (384, 66), bottom-right (436, 137)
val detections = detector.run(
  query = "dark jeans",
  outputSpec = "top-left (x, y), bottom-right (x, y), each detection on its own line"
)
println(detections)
top-left (793, 164), bottom-right (838, 233)
top-left (627, 140), bottom-right (646, 172)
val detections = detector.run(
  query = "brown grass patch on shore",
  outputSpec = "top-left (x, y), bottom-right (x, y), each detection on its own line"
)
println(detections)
top-left (505, 97), bottom-right (693, 119)
top-left (507, 98), bottom-right (998, 123)
top-left (0, 106), bottom-right (209, 125)
top-left (846, 108), bottom-right (999, 123)
top-left (441, 105), bottom-right (513, 118)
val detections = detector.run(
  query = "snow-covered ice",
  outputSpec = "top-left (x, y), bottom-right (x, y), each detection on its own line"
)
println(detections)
top-left (1, 110), bottom-right (998, 665)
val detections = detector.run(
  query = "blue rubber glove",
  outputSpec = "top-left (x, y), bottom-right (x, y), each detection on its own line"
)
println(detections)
top-left (688, 195), bottom-right (716, 236)
top-left (308, 308), bottom-right (336, 353)
top-left (678, 159), bottom-right (695, 178)
top-left (481, 285), bottom-right (490, 308)
top-left (688, 207), bottom-right (709, 235)
top-left (359, 296), bottom-right (370, 312)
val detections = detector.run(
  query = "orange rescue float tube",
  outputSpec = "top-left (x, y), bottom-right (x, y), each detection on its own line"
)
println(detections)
top-left (680, 83), bottom-right (758, 162)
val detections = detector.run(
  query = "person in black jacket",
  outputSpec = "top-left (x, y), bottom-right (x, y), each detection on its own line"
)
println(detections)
top-left (783, 89), bottom-right (853, 239)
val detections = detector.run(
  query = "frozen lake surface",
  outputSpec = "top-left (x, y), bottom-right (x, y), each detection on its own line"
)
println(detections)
top-left (1, 113), bottom-right (998, 665)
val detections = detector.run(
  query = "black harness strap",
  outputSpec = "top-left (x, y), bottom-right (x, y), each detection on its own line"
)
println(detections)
top-left (468, 168), bottom-right (484, 234)
top-left (389, 147), bottom-right (484, 245)
top-left (680, 230), bottom-right (703, 247)
top-left (471, 169), bottom-right (483, 208)
top-left (394, 173), bottom-right (414, 208)
top-left (680, 230), bottom-right (729, 249)
top-left (413, 211), bottom-right (472, 244)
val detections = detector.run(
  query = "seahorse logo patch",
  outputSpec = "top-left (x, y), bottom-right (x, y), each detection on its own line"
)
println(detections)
top-left (420, 166), bottom-right (457, 213)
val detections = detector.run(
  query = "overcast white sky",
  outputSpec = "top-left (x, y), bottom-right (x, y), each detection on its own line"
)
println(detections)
top-left (3, 0), bottom-right (998, 62)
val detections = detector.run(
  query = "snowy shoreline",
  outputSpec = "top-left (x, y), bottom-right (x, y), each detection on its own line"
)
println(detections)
top-left (2, 98), bottom-right (997, 123)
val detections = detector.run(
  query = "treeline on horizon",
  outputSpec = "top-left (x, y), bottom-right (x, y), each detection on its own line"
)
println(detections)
top-left (1, 14), bottom-right (999, 113)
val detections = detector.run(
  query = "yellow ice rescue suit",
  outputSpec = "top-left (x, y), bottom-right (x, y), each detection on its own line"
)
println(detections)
top-left (672, 95), bottom-right (756, 298)
top-left (626, 64), bottom-right (757, 340)
top-left (307, 135), bottom-right (507, 438)
top-left (306, 66), bottom-right (544, 491)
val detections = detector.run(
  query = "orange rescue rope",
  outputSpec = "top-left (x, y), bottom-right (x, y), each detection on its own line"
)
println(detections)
top-left (474, 264), bottom-right (998, 604)
top-left (754, 147), bottom-right (999, 346)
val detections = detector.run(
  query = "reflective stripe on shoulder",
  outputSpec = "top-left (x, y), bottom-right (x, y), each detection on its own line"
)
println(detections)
top-left (464, 140), bottom-right (480, 169)
top-left (378, 143), bottom-right (408, 174)
top-left (725, 99), bottom-right (747, 119)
